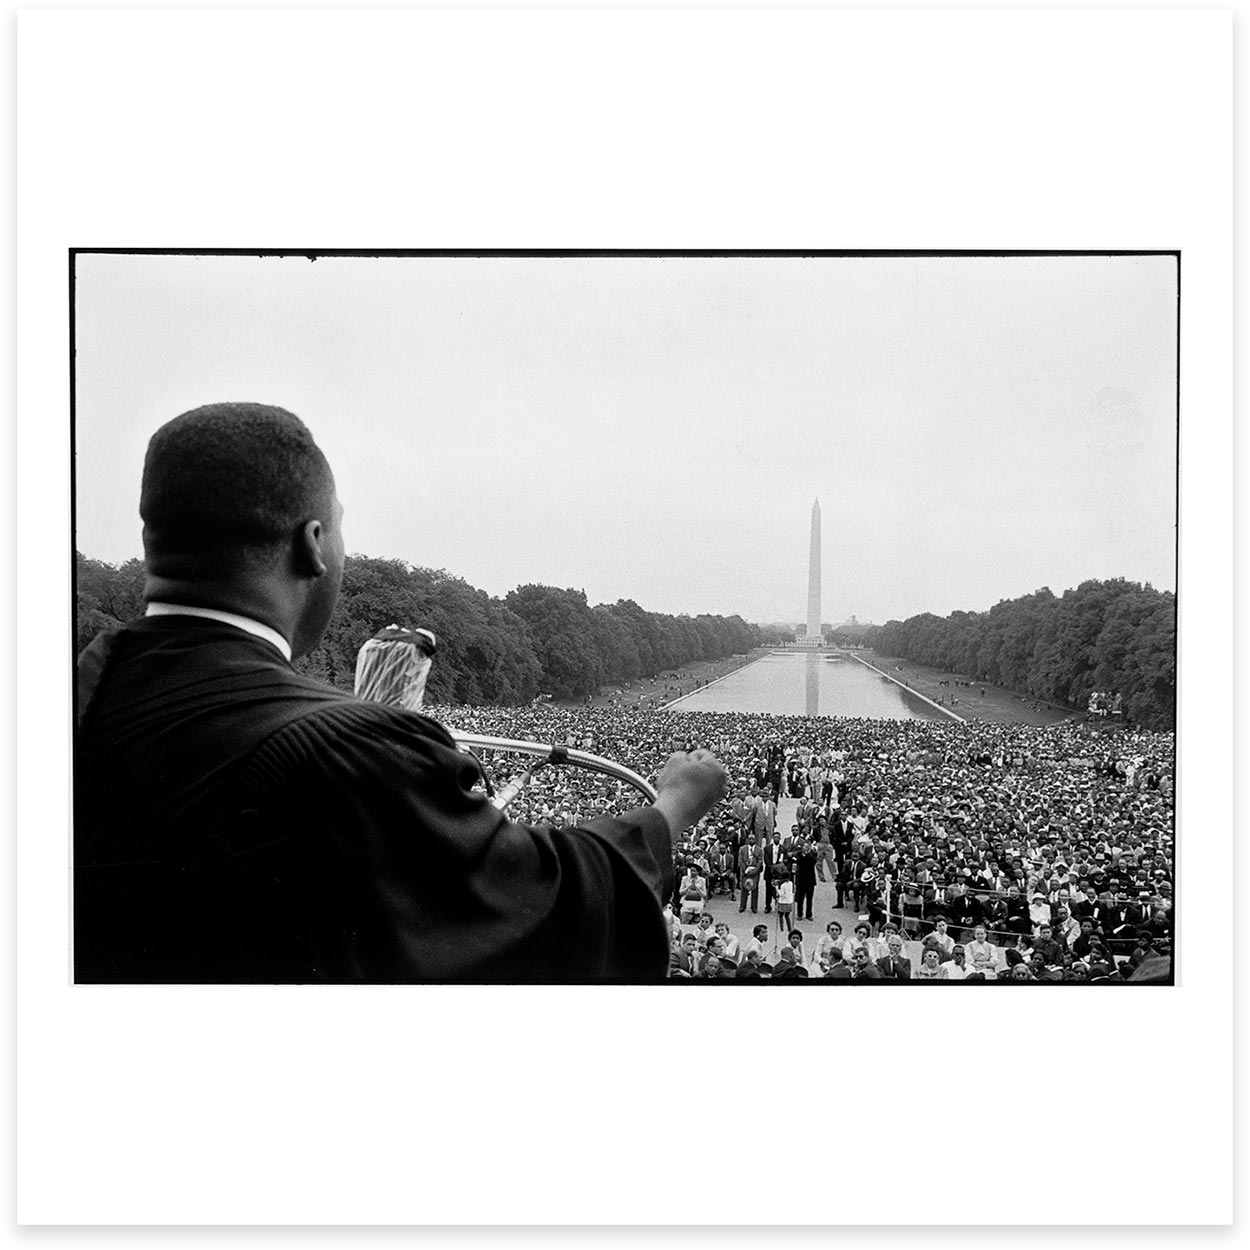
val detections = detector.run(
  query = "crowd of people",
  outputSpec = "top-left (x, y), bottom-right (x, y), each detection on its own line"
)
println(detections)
top-left (435, 702), bottom-right (1176, 982)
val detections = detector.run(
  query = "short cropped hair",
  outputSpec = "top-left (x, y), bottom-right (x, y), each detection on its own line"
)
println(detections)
top-left (141, 402), bottom-right (334, 577)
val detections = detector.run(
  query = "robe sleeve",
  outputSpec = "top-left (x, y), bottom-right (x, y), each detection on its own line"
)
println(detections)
top-left (239, 701), bottom-right (675, 982)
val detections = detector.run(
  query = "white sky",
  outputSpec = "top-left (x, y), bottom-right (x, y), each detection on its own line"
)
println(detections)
top-left (73, 252), bottom-right (1177, 625)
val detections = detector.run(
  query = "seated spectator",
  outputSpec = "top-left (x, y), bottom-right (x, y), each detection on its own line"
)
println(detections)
top-left (1032, 923), bottom-right (1064, 966)
top-left (944, 945), bottom-right (971, 980)
top-left (966, 926), bottom-right (999, 976)
top-left (670, 933), bottom-right (699, 978)
top-left (877, 934), bottom-right (911, 981)
top-left (697, 953), bottom-right (724, 979)
top-left (926, 918), bottom-right (955, 959)
top-left (915, 948), bottom-right (947, 980)
top-left (822, 948), bottom-right (854, 980)
top-left (1029, 891), bottom-right (1052, 932)
top-left (1127, 930), bottom-right (1160, 970)
top-left (851, 946), bottom-right (883, 979)
top-left (715, 922), bottom-right (740, 966)
top-left (773, 946), bottom-right (809, 980)
top-left (813, 921), bottom-right (846, 975)
top-left (851, 922), bottom-right (880, 961)
top-left (1052, 906), bottom-right (1081, 950)
top-left (736, 950), bottom-right (763, 979)
top-left (744, 924), bottom-right (769, 964)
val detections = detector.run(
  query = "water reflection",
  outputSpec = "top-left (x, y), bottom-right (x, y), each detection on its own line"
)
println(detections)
top-left (670, 651), bottom-right (941, 721)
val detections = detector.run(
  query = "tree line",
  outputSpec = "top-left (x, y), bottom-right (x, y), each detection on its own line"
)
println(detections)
top-left (858, 579), bottom-right (1176, 730)
top-left (75, 552), bottom-right (786, 705)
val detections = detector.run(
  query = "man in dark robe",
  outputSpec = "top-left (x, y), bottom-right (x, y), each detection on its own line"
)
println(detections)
top-left (75, 402), bottom-right (727, 984)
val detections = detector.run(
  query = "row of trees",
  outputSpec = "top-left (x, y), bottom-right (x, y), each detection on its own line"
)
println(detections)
top-left (76, 555), bottom-right (1178, 724)
top-left (865, 579), bottom-right (1176, 730)
top-left (75, 552), bottom-right (782, 705)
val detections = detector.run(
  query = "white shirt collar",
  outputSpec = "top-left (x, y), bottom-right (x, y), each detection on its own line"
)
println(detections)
top-left (145, 602), bottom-right (293, 661)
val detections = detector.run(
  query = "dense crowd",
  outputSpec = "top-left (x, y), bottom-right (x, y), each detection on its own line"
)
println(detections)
top-left (432, 703), bottom-right (1176, 982)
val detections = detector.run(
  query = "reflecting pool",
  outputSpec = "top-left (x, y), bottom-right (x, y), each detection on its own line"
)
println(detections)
top-left (668, 651), bottom-right (944, 721)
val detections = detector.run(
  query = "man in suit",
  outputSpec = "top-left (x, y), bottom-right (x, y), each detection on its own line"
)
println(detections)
top-left (876, 933), bottom-right (912, 981)
top-left (851, 946), bottom-right (883, 979)
top-left (772, 946), bottom-right (808, 980)
top-left (763, 831), bottom-right (789, 913)
top-left (1103, 890), bottom-right (1143, 956)
top-left (737, 834), bottom-right (763, 913)
top-left (708, 842), bottom-right (737, 896)
top-left (947, 882), bottom-right (982, 941)
top-left (1031, 923), bottom-right (1064, 966)
top-left (752, 789), bottom-right (776, 841)
top-left (1004, 884), bottom-right (1032, 938)
top-left (780, 824), bottom-right (803, 862)
top-left (794, 836), bottom-right (819, 922)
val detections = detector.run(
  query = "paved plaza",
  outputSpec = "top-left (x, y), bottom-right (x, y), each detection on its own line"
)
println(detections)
top-left (679, 796), bottom-right (1009, 976)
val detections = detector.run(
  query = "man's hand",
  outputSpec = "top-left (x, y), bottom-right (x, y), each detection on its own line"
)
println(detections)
top-left (653, 750), bottom-right (728, 839)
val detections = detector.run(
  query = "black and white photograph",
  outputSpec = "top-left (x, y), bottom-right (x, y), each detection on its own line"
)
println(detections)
top-left (18, 8), bottom-right (1233, 1230)
top-left (72, 250), bottom-right (1179, 986)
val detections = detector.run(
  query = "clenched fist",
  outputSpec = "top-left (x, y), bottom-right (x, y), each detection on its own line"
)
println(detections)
top-left (653, 749), bottom-right (728, 838)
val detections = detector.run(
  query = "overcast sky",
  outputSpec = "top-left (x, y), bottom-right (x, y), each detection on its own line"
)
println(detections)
top-left (73, 252), bottom-right (1177, 625)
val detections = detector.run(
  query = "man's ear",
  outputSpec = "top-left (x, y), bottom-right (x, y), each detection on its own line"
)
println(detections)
top-left (293, 519), bottom-right (329, 577)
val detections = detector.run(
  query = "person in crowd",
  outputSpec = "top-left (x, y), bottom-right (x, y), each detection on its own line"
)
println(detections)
top-left (74, 402), bottom-right (727, 984)
top-left (876, 933), bottom-right (911, 981)
top-left (944, 945), bottom-right (971, 980)
top-left (670, 933), bottom-right (700, 977)
top-left (813, 815), bottom-right (836, 884)
top-left (813, 921), bottom-right (846, 975)
top-left (947, 883), bottom-right (982, 942)
top-left (1000, 885), bottom-right (1030, 935)
top-left (850, 921), bottom-right (880, 962)
top-left (743, 923), bottom-right (769, 964)
top-left (763, 831), bottom-right (787, 913)
top-left (679, 861), bottom-right (709, 924)
top-left (697, 953), bottom-right (724, 980)
top-left (772, 946), bottom-right (808, 980)
top-left (794, 836), bottom-right (819, 922)
top-left (736, 949), bottom-right (764, 979)
top-left (1051, 906), bottom-right (1081, 950)
top-left (774, 869), bottom-right (795, 933)
top-left (915, 948), bottom-right (946, 980)
top-left (715, 921), bottom-right (741, 966)
top-left (708, 842), bottom-right (737, 897)
top-left (1032, 923), bottom-right (1064, 967)
top-left (738, 834), bottom-right (763, 914)
top-left (851, 946), bottom-right (883, 979)
top-left (966, 926), bottom-right (999, 977)
top-left (927, 917), bottom-right (955, 959)
top-left (822, 948), bottom-right (854, 979)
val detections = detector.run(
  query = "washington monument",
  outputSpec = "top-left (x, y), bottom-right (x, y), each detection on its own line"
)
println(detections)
top-left (807, 498), bottom-right (821, 641)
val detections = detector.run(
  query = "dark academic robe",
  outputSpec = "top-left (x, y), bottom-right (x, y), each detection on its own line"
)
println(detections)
top-left (74, 618), bottom-right (674, 984)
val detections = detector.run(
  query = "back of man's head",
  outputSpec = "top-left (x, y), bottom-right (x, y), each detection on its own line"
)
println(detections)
top-left (141, 402), bottom-right (334, 579)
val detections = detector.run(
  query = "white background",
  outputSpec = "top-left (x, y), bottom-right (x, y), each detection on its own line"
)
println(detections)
top-left (14, 8), bottom-right (1234, 1233)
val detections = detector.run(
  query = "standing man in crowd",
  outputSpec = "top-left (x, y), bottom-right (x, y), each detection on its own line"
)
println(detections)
top-left (738, 834), bottom-right (763, 913)
top-left (794, 835), bottom-right (818, 923)
top-left (74, 402), bottom-right (727, 983)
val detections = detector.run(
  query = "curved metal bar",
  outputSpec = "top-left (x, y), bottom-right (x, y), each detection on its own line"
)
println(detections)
top-left (450, 731), bottom-right (658, 805)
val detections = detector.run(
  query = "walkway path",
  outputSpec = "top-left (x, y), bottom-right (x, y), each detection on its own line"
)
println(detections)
top-left (845, 652), bottom-right (966, 723)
